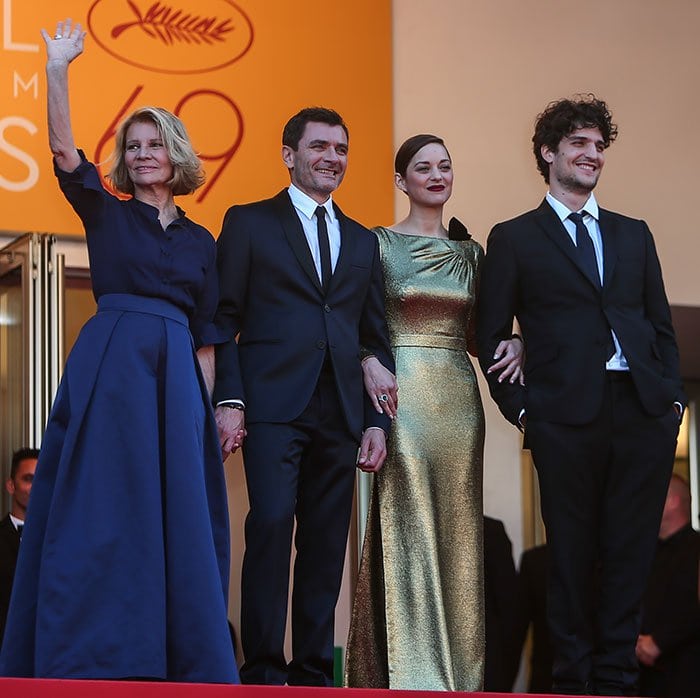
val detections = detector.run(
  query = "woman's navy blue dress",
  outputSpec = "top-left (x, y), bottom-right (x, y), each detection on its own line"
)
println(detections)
top-left (0, 154), bottom-right (239, 683)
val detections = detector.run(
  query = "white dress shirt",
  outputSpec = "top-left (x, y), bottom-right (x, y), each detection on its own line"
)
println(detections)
top-left (9, 514), bottom-right (23, 531)
top-left (287, 183), bottom-right (341, 279)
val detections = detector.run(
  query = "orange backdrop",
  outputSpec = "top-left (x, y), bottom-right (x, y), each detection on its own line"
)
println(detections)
top-left (0, 0), bottom-right (393, 237)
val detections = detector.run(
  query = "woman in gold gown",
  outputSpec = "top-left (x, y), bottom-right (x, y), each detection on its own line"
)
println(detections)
top-left (345, 135), bottom-right (522, 691)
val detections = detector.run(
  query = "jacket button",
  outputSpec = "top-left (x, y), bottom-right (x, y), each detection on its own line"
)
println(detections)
top-left (324, 304), bottom-right (331, 313)
top-left (317, 340), bottom-right (326, 350)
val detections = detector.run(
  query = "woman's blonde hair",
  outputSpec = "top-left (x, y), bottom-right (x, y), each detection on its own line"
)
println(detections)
top-left (108, 106), bottom-right (205, 196)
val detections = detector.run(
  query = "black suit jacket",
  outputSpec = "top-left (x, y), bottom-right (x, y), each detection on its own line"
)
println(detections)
top-left (477, 199), bottom-right (684, 425)
top-left (213, 190), bottom-right (393, 440)
top-left (0, 514), bottom-right (21, 648)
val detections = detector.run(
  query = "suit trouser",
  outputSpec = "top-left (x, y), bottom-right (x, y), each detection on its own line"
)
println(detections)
top-left (239, 368), bottom-right (358, 686)
top-left (526, 373), bottom-right (679, 695)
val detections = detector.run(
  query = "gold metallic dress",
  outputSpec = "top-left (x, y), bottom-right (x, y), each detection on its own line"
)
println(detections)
top-left (345, 226), bottom-right (485, 691)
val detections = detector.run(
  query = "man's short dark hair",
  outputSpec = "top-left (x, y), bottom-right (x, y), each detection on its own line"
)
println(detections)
top-left (533, 94), bottom-right (618, 183)
top-left (11, 448), bottom-right (39, 479)
top-left (282, 107), bottom-right (349, 150)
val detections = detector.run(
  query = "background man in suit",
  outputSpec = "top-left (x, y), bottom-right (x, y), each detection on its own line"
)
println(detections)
top-left (483, 515), bottom-right (521, 692)
top-left (637, 474), bottom-right (700, 698)
top-left (477, 95), bottom-right (684, 695)
top-left (515, 543), bottom-right (553, 693)
top-left (0, 448), bottom-right (38, 649)
top-left (213, 107), bottom-right (395, 686)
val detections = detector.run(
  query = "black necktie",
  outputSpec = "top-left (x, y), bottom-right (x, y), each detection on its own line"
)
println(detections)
top-left (17, 524), bottom-right (23, 539)
top-left (568, 212), bottom-right (600, 288)
top-left (315, 206), bottom-right (332, 293)
top-left (569, 211), bottom-right (615, 358)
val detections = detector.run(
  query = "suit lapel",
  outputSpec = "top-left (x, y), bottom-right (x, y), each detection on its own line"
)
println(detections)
top-left (272, 190), bottom-right (323, 294)
top-left (327, 202), bottom-right (356, 294)
top-left (598, 208), bottom-right (618, 289)
top-left (0, 515), bottom-right (20, 555)
top-left (534, 199), bottom-right (601, 292)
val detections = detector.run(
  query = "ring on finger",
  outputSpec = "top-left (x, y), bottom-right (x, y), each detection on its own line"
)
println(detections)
top-left (378, 394), bottom-right (389, 402)
top-left (54, 34), bottom-right (62, 39)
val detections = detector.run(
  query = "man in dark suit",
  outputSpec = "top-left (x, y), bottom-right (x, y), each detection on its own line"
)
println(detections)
top-left (1, 448), bottom-right (38, 649)
top-left (477, 95), bottom-right (684, 695)
top-left (637, 474), bottom-right (700, 698)
top-left (213, 107), bottom-right (394, 686)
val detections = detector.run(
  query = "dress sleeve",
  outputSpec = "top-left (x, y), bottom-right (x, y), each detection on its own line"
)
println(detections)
top-left (54, 149), bottom-right (115, 231)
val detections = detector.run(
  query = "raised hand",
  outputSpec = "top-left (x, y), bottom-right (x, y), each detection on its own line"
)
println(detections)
top-left (41, 18), bottom-right (86, 64)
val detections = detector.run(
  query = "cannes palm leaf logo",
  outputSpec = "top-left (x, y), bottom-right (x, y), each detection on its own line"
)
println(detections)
top-left (111, 0), bottom-right (235, 45)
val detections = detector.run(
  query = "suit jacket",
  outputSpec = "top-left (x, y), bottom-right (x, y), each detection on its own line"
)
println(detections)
top-left (213, 190), bottom-right (393, 440)
top-left (0, 514), bottom-right (21, 648)
top-left (477, 199), bottom-right (684, 425)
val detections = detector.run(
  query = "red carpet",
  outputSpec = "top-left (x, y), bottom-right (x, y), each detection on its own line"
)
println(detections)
top-left (0, 680), bottom-right (635, 697)
top-left (0, 679), bottom-right (531, 697)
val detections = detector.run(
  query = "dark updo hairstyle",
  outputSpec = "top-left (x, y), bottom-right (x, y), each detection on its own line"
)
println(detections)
top-left (532, 94), bottom-right (618, 183)
top-left (394, 134), bottom-right (451, 177)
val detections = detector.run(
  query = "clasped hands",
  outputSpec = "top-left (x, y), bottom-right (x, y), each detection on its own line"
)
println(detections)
top-left (215, 405), bottom-right (247, 460)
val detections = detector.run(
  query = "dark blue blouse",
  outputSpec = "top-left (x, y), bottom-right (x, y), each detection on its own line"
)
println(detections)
top-left (56, 152), bottom-right (220, 348)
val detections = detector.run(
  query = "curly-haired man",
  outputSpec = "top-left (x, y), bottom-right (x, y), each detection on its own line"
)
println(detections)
top-left (478, 95), bottom-right (684, 695)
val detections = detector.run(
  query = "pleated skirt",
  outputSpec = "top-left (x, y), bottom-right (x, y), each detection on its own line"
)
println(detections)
top-left (0, 294), bottom-right (238, 683)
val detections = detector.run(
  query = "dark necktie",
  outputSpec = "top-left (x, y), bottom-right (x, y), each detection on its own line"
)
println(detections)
top-left (315, 206), bottom-right (332, 293)
top-left (568, 211), bottom-right (600, 288)
top-left (17, 524), bottom-right (23, 539)
top-left (569, 211), bottom-right (615, 358)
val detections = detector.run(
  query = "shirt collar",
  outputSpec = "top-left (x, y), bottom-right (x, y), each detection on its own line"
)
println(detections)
top-left (288, 183), bottom-right (334, 222)
top-left (131, 198), bottom-right (186, 224)
top-left (9, 514), bottom-right (23, 530)
top-left (546, 191), bottom-right (599, 223)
